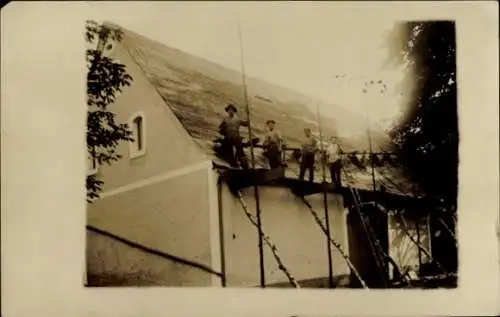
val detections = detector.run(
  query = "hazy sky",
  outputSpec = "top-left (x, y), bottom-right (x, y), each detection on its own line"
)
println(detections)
top-left (88, 2), bottom-right (410, 130)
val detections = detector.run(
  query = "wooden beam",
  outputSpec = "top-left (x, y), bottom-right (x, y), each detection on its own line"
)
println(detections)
top-left (223, 167), bottom-right (285, 192)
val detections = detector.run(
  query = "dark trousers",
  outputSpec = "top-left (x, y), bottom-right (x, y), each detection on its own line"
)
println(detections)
top-left (329, 160), bottom-right (342, 187)
top-left (299, 153), bottom-right (315, 182)
top-left (265, 145), bottom-right (282, 169)
top-left (268, 151), bottom-right (282, 169)
top-left (228, 136), bottom-right (249, 169)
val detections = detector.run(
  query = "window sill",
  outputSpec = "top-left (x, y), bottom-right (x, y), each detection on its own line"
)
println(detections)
top-left (130, 150), bottom-right (146, 160)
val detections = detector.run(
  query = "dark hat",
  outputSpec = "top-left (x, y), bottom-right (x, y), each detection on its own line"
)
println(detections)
top-left (225, 104), bottom-right (237, 112)
top-left (266, 119), bottom-right (276, 125)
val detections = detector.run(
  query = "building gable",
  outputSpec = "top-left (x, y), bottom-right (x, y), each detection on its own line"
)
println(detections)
top-left (93, 38), bottom-right (209, 192)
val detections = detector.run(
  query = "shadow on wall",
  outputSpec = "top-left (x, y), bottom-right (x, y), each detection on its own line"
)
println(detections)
top-left (86, 273), bottom-right (155, 287)
top-left (266, 275), bottom-right (351, 288)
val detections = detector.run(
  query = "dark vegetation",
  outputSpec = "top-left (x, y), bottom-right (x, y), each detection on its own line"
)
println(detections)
top-left (387, 21), bottom-right (459, 273)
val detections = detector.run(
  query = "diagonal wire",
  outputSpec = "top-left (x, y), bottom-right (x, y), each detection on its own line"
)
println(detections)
top-left (298, 196), bottom-right (368, 288)
top-left (437, 217), bottom-right (458, 247)
top-left (360, 163), bottom-right (456, 274)
top-left (388, 209), bottom-right (448, 274)
top-left (344, 169), bottom-right (389, 287)
top-left (236, 191), bottom-right (301, 288)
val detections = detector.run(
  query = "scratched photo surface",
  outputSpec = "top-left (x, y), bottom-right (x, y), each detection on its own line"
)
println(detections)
top-left (85, 12), bottom-right (458, 289)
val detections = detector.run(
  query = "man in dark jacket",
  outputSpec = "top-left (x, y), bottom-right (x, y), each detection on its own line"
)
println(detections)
top-left (218, 104), bottom-right (249, 169)
top-left (263, 119), bottom-right (283, 169)
top-left (299, 128), bottom-right (318, 182)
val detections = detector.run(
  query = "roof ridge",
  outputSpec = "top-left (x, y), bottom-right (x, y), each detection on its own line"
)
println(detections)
top-left (101, 22), bottom-right (366, 127)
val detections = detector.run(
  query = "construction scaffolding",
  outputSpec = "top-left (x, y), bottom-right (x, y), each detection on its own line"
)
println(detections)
top-left (212, 31), bottom-right (459, 288)
top-left (237, 22), bottom-right (266, 288)
top-left (184, 24), bottom-right (460, 290)
top-left (216, 149), bottom-right (457, 288)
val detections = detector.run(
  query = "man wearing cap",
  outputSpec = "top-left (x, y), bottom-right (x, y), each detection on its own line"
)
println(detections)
top-left (325, 135), bottom-right (342, 188)
top-left (263, 119), bottom-right (283, 169)
top-left (299, 127), bottom-right (318, 183)
top-left (218, 104), bottom-right (249, 169)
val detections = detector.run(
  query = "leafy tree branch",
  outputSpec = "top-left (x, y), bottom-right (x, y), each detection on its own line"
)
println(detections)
top-left (86, 20), bottom-right (134, 202)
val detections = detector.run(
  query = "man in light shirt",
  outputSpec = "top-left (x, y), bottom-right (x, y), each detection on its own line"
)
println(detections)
top-left (218, 104), bottom-right (249, 169)
top-left (263, 119), bottom-right (283, 169)
top-left (299, 127), bottom-right (318, 182)
top-left (325, 135), bottom-right (342, 188)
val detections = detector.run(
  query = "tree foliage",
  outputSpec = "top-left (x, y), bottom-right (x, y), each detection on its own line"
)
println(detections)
top-left (388, 21), bottom-right (458, 207)
top-left (86, 20), bottom-right (134, 202)
top-left (387, 21), bottom-right (458, 272)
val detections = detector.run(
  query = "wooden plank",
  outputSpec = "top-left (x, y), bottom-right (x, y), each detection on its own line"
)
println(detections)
top-left (213, 160), bottom-right (430, 209)
top-left (224, 166), bottom-right (286, 191)
top-left (285, 179), bottom-right (341, 197)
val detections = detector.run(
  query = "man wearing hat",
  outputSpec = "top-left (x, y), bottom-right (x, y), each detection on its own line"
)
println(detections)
top-left (325, 135), bottom-right (342, 188)
top-left (299, 127), bottom-right (318, 183)
top-left (263, 119), bottom-right (283, 169)
top-left (218, 104), bottom-right (249, 169)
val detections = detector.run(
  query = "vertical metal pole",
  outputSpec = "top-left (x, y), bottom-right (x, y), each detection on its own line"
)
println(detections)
top-left (237, 23), bottom-right (265, 288)
top-left (361, 81), bottom-right (377, 192)
top-left (363, 81), bottom-right (388, 284)
top-left (366, 111), bottom-right (377, 192)
top-left (416, 216), bottom-right (422, 268)
top-left (427, 213), bottom-right (433, 259)
top-left (411, 183), bottom-right (423, 272)
top-left (217, 178), bottom-right (227, 287)
top-left (316, 102), bottom-right (334, 288)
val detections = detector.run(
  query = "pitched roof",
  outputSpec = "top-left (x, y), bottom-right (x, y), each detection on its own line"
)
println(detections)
top-left (114, 24), bottom-right (422, 198)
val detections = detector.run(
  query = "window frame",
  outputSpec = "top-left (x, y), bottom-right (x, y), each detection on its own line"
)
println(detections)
top-left (128, 111), bottom-right (147, 159)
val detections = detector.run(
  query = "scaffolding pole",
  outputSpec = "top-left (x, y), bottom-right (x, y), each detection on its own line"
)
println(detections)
top-left (399, 213), bottom-right (447, 274)
top-left (315, 102), bottom-right (334, 288)
top-left (374, 203), bottom-right (448, 275)
top-left (299, 196), bottom-right (368, 288)
top-left (416, 217), bottom-right (423, 269)
top-left (361, 80), bottom-right (389, 286)
top-left (236, 191), bottom-right (300, 288)
top-left (362, 81), bottom-right (378, 193)
top-left (346, 182), bottom-right (389, 287)
top-left (217, 177), bottom-right (227, 287)
top-left (237, 23), bottom-right (265, 287)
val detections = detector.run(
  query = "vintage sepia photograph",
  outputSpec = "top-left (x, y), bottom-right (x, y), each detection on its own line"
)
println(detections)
top-left (85, 4), bottom-right (459, 289)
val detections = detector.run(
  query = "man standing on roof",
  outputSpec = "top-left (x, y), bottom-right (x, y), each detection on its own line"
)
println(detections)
top-left (218, 103), bottom-right (249, 169)
top-left (325, 135), bottom-right (342, 188)
top-left (299, 127), bottom-right (318, 182)
top-left (263, 119), bottom-right (283, 169)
